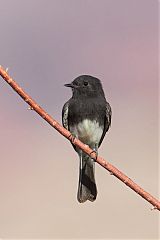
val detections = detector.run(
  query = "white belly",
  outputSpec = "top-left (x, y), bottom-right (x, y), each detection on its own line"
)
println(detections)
top-left (70, 119), bottom-right (103, 147)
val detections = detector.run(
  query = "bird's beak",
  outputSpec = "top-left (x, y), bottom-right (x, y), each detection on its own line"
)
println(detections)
top-left (64, 83), bottom-right (74, 88)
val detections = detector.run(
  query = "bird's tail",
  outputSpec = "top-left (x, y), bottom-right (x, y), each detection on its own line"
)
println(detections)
top-left (77, 152), bottom-right (97, 203)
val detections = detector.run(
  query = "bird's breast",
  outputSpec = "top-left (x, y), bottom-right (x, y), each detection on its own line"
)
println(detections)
top-left (70, 119), bottom-right (103, 147)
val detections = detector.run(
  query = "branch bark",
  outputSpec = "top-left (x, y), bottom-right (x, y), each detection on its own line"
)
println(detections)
top-left (0, 65), bottom-right (159, 210)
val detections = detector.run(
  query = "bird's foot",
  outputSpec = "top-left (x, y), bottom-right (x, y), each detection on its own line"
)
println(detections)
top-left (90, 149), bottom-right (98, 161)
top-left (68, 134), bottom-right (76, 144)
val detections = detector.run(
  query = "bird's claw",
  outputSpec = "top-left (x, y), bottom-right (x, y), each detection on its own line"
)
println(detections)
top-left (69, 134), bottom-right (76, 144)
top-left (90, 149), bottom-right (98, 161)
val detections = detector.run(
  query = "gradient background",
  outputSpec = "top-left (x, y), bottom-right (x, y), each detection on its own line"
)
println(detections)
top-left (0, 0), bottom-right (159, 239)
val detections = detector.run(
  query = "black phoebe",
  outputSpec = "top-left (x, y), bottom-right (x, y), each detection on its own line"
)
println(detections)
top-left (62, 75), bottom-right (111, 203)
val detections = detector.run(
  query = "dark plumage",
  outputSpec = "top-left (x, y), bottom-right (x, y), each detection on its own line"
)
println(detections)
top-left (62, 75), bottom-right (111, 203)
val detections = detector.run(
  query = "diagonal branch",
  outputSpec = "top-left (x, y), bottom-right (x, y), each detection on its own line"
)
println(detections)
top-left (0, 65), bottom-right (159, 210)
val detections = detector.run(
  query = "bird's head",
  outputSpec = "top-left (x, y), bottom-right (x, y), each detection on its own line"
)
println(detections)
top-left (64, 75), bottom-right (105, 98)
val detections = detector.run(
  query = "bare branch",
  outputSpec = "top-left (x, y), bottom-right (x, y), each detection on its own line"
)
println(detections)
top-left (0, 65), bottom-right (159, 210)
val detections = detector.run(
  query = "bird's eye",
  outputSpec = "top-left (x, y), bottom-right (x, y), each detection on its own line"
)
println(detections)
top-left (84, 81), bottom-right (88, 86)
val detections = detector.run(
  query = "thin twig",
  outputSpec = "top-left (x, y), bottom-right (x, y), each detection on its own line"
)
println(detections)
top-left (0, 65), bottom-right (159, 210)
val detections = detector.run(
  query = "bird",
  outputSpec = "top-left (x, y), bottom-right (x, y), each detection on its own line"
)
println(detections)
top-left (62, 75), bottom-right (111, 203)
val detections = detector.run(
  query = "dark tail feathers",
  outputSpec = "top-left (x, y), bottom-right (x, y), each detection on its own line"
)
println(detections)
top-left (77, 153), bottom-right (97, 203)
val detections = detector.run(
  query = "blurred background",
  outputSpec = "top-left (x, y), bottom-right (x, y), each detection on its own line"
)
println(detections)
top-left (0, 0), bottom-right (159, 239)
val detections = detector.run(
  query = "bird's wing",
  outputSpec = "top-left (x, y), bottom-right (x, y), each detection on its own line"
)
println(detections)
top-left (98, 101), bottom-right (112, 147)
top-left (62, 100), bottom-right (78, 152)
top-left (62, 101), bottom-right (69, 130)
